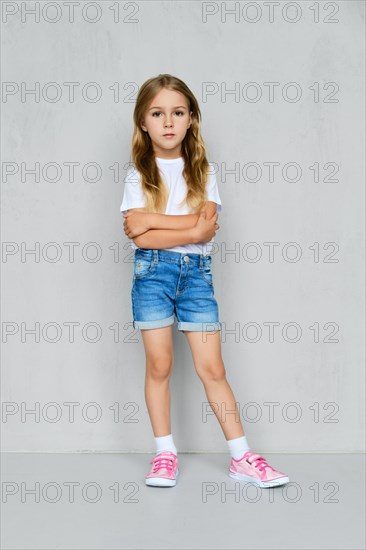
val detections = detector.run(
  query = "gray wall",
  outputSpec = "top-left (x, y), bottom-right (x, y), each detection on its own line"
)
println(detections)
top-left (3, 1), bottom-right (364, 453)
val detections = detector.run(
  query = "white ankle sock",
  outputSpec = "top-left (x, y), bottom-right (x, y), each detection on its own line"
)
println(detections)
top-left (154, 434), bottom-right (177, 456)
top-left (226, 435), bottom-right (250, 460)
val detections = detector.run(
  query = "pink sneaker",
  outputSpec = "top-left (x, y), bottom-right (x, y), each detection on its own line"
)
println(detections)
top-left (145, 451), bottom-right (179, 487)
top-left (229, 451), bottom-right (289, 488)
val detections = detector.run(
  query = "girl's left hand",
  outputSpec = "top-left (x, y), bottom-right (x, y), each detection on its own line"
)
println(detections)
top-left (123, 211), bottom-right (150, 238)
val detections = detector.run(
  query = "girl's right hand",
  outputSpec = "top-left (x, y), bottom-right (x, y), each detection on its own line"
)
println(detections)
top-left (193, 210), bottom-right (220, 243)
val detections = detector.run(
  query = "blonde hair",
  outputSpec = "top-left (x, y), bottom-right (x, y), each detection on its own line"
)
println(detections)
top-left (131, 74), bottom-right (211, 214)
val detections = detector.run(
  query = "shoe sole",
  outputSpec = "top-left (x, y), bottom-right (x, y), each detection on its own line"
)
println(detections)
top-left (145, 468), bottom-right (179, 487)
top-left (229, 471), bottom-right (289, 488)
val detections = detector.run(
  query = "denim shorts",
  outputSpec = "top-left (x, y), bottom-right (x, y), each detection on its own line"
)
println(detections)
top-left (131, 248), bottom-right (222, 331)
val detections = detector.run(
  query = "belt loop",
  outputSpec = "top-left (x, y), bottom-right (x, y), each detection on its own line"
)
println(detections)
top-left (200, 254), bottom-right (203, 269)
top-left (153, 249), bottom-right (158, 264)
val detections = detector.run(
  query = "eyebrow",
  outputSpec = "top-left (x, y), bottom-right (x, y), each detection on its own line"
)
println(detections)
top-left (148, 106), bottom-right (187, 111)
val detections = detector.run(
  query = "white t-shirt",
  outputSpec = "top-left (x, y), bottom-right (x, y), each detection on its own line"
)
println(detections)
top-left (120, 156), bottom-right (222, 255)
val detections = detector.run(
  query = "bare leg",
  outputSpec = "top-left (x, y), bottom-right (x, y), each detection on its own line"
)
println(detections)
top-left (184, 330), bottom-right (245, 440)
top-left (140, 325), bottom-right (174, 436)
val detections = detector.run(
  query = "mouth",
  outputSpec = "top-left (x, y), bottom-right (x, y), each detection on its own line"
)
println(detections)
top-left (163, 134), bottom-right (175, 137)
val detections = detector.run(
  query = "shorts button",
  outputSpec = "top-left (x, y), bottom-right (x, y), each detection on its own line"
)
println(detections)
top-left (183, 255), bottom-right (189, 262)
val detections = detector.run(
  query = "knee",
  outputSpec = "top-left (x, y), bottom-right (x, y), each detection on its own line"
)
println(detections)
top-left (146, 355), bottom-right (173, 381)
top-left (197, 362), bottom-right (226, 383)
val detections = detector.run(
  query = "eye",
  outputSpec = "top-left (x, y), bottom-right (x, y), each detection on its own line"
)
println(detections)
top-left (151, 111), bottom-right (185, 117)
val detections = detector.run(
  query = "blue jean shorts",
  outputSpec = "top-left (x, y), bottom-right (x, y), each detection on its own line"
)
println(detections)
top-left (131, 248), bottom-right (222, 331)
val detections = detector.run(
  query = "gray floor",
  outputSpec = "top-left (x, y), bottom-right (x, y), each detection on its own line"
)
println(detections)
top-left (1, 452), bottom-right (365, 550)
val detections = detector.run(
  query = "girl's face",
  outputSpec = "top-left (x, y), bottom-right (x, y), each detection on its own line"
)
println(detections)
top-left (141, 88), bottom-right (192, 159)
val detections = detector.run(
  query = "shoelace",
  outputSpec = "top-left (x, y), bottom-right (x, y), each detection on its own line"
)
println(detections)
top-left (150, 453), bottom-right (176, 473)
top-left (245, 453), bottom-right (275, 473)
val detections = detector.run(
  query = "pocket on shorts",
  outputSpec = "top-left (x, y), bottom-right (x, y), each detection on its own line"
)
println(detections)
top-left (133, 252), bottom-right (155, 280)
top-left (199, 257), bottom-right (213, 286)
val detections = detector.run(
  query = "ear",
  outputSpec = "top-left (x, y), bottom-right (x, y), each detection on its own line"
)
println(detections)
top-left (188, 111), bottom-right (193, 128)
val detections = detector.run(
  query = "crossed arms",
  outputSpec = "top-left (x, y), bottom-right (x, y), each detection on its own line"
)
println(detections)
top-left (122, 202), bottom-right (220, 249)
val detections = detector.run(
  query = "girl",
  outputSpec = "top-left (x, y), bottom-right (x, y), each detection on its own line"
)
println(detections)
top-left (120, 74), bottom-right (289, 489)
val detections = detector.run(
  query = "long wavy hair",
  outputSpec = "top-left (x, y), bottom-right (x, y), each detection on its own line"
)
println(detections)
top-left (131, 74), bottom-right (210, 214)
